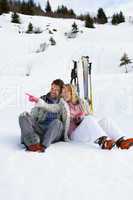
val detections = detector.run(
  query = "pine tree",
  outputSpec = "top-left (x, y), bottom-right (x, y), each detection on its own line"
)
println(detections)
top-left (26, 0), bottom-right (35, 15)
top-left (119, 11), bottom-right (125, 23)
top-left (72, 22), bottom-right (78, 33)
top-left (26, 22), bottom-right (33, 33)
top-left (45, 0), bottom-right (52, 13)
top-left (49, 37), bottom-right (56, 45)
top-left (20, 0), bottom-right (26, 14)
top-left (68, 9), bottom-right (76, 17)
top-left (0, 0), bottom-right (9, 15)
top-left (85, 14), bottom-right (94, 28)
top-left (97, 8), bottom-right (108, 24)
top-left (11, 12), bottom-right (20, 23)
top-left (111, 14), bottom-right (117, 25)
top-left (112, 11), bottom-right (125, 25)
top-left (55, 5), bottom-right (76, 18)
top-left (120, 53), bottom-right (132, 73)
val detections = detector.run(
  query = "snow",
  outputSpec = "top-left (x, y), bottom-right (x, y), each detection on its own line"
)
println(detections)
top-left (0, 12), bottom-right (133, 200)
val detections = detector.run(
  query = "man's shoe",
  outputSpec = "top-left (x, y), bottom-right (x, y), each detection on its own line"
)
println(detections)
top-left (116, 137), bottom-right (133, 149)
top-left (27, 144), bottom-right (45, 152)
top-left (95, 136), bottom-right (115, 150)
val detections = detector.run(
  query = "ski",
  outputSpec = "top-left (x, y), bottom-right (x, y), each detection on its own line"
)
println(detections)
top-left (81, 56), bottom-right (94, 113)
top-left (81, 56), bottom-right (89, 101)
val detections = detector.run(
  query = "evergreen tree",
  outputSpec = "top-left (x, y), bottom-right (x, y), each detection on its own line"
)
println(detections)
top-left (77, 14), bottom-right (85, 21)
top-left (97, 8), bottom-right (108, 24)
top-left (120, 53), bottom-right (132, 73)
top-left (119, 11), bottom-right (125, 23)
top-left (56, 5), bottom-right (67, 15)
top-left (72, 22), bottom-right (78, 33)
top-left (45, 0), bottom-right (52, 13)
top-left (112, 11), bottom-right (125, 25)
top-left (26, 22), bottom-right (33, 33)
top-left (26, 0), bottom-right (35, 15)
top-left (11, 12), bottom-right (20, 23)
top-left (68, 9), bottom-right (76, 17)
top-left (111, 14), bottom-right (117, 25)
top-left (20, 0), bottom-right (26, 14)
top-left (85, 14), bottom-right (94, 28)
top-left (0, 0), bottom-right (9, 15)
top-left (55, 5), bottom-right (76, 18)
top-left (49, 37), bottom-right (56, 45)
top-left (0, 0), bottom-right (44, 16)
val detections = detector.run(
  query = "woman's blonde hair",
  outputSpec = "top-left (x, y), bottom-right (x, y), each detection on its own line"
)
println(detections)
top-left (64, 84), bottom-right (79, 104)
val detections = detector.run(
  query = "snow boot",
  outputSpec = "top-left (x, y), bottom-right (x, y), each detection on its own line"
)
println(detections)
top-left (27, 144), bottom-right (45, 152)
top-left (116, 137), bottom-right (133, 149)
top-left (95, 136), bottom-right (115, 150)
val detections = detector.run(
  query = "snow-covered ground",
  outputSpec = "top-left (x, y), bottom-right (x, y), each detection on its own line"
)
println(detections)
top-left (0, 13), bottom-right (133, 200)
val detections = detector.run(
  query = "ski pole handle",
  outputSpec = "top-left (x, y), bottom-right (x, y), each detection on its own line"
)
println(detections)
top-left (88, 63), bottom-right (92, 75)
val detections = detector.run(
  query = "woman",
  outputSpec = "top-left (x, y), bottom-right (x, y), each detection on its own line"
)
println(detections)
top-left (61, 84), bottom-right (133, 150)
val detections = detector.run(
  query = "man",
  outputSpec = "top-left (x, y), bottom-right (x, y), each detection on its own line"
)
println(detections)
top-left (19, 79), bottom-right (64, 152)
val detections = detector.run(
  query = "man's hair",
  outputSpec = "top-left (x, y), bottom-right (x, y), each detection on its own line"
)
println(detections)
top-left (52, 79), bottom-right (64, 93)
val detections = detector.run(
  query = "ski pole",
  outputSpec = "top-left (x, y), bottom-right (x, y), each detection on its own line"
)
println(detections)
top-left (76, 61), bottom-right (80, 97)
top-left (88, 62), bottom-right (94, 113)
top-left (71, 60), bottom-right (80, 96)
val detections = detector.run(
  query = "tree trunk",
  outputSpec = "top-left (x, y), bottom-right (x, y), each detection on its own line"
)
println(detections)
top-left (125, 64), bottom-right (128, 73)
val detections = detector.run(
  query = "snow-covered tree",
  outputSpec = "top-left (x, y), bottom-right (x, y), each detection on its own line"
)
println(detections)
top-left (26, 22), bottom-right (33, 33)
top-left (72, 22), bottom-right (78, 33)
top-left (11, 12), bottom-right (20, 24)
top-left (111, 11), bottom-right (125, 25)
top-left (85, 14), bottom-right (95, 28)
top-left (45, 0), bottom-right (52, 13)
top-left (120, 53), bottom-right (132, 73)
top-left (55, 5), bottom-right (76, 18)
top-left (97, 8), bottom-right (108, 24)
top-left (49, 37), bottom-right (56, 45)
top-left (119, 11), bottom-right (125, 23)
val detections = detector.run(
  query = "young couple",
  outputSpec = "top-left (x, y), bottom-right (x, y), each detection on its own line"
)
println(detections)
top-left (19, 79), bottom-right (133, 152)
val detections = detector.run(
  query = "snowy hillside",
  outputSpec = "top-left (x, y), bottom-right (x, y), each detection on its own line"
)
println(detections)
top-left (0, 13), bottom-right (133, 200)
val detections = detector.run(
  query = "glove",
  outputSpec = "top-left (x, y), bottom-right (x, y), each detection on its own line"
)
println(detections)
top-left (25, 93), bottom-right (39, 103)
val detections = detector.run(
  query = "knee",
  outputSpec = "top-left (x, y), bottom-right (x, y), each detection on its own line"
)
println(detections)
top-left (19, 112), bottom-right (29, 124)
top-left (52, 119), bottom-right (63, 130)
top-left (19, 111), bottom-right (29, 118)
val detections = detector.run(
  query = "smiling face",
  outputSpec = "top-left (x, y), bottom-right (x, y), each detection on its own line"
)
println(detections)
top-left (62, 85), bottom-right (72, 102)
top-left (50, 83), bottom-right (61, 99)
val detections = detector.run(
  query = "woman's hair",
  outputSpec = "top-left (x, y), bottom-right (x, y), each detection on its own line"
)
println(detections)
top-left (65, 84), bottom-right (79, 104)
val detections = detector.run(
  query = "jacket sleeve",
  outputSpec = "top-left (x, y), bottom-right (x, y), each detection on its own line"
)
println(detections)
top-left (34, 98), bottom-right (61, 113)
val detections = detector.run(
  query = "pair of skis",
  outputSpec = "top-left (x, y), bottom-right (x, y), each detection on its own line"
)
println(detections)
top-left (70, 56), bottom-right (94, 113)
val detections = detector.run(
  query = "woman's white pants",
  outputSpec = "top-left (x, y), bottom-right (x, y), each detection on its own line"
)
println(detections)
top-left (70, 115), bottom-right (124, 143)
